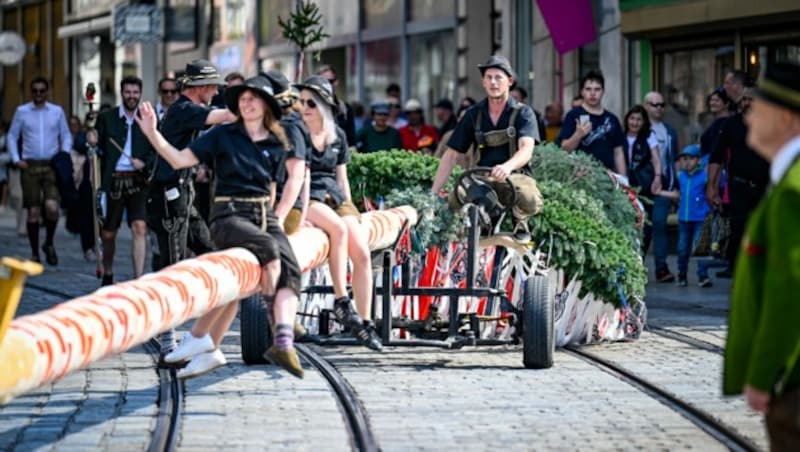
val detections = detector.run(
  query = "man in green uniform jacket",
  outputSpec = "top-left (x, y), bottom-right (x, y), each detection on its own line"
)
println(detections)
top-left (724, 60), bottom-right (800, 451)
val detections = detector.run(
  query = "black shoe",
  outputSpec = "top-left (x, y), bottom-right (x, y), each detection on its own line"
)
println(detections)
top-left (656, 268), bottom-right (675, 283)
top-left (333, 298), bottom-right (362, 331)
top-left (351, 320), bottom-right (383, 351)
top-left (716, 268), bottom-right (732, 279)
top-left (676, 274), bottom-right (687, 287)
top-left (30, 254), bottom-right (41, 263)
top-left (101, 274), bottom-right (114, 286)
top-left (42, 244), bottom-right (58, 266)
top-left (512, 221), bottom-right (532, 243)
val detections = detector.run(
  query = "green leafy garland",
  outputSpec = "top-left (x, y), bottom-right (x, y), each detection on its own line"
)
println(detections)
top-left (347, 147), bottom-right (646, 307)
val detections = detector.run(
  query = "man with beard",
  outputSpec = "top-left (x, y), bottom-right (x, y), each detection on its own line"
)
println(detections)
top-left (87, 76), bottom-right (154, 286)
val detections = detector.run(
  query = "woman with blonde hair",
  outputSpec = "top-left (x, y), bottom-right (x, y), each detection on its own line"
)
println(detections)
top-left (296, 76), bottom-right (382, 351)
top-left (134, 75), bottom-right (305, 378)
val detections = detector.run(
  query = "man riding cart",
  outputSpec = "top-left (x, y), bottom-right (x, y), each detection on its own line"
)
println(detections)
top-left (431, 54), bottom-right (543, 241)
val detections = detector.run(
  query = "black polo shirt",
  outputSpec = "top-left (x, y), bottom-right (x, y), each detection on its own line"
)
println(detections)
top-left (155, 95), bottom-right (212, 183)
top-left (274, 113), bottom-right (312, 209)
top-left (309, 127), bottom-right (349, 204)
top-left (446, 97), bottom-right (539, 167)
top-left (189, 122), bottom-right (283, 197)
top-left (710, 113), bottom-right (769, 188)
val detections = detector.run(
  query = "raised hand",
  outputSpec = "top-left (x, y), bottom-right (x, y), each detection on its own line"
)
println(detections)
top-left (134, 101), bottom-right (158, 136)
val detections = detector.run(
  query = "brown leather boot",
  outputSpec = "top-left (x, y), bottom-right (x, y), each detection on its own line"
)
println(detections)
top-left (264, 346), bottom-right (304, 379)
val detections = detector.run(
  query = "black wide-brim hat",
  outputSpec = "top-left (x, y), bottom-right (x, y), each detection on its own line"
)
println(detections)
top-left (294, 75), bottom-right (338, 113)
top-left (753, 61), bottom-right (800, 113)
top-left (224, 75), bottom-right (282, 119)
top-left (183, 59), bottom-right (225, 86)
top-left (262, 70), bottom-right (298, 108)
top-left (477, 55), bottom-right (517, 80)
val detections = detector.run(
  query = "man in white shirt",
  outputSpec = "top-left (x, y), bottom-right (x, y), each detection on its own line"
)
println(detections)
top-left (645, 91), bottom-right (680, 283)
top-left (7, 76), bottom-right (73, 265)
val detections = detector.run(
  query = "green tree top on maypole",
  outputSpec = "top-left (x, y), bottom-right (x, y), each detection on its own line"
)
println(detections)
top-left (278, 1), bottom-right (330, 81)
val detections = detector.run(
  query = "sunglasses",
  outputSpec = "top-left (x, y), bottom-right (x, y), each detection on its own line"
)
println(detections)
top-left (161, 89), bottom-right (178, 95)
top-left (299, 98), bottom-right (318, 109)
top-left (32, 89), bottom-right (47, 94)
top-left (648, 102), bottom-right (666, 108)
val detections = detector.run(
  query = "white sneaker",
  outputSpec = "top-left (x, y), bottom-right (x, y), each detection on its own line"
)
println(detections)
top-left (176, 349), bottom-right (226, 379)
top-left (165, 333), bottom-right (215, 363)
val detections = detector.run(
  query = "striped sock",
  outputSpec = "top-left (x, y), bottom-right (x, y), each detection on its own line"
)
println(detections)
top-left (274, 324), bottom-right (294, 351)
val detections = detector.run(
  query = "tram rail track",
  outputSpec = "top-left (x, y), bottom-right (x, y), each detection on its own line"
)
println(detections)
top-left (23, 282), bottom-right (184, 452)
top-left (563, 345), bottom-right (759, 452)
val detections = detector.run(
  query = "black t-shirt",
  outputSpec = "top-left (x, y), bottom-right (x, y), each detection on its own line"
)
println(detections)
top-left (308, 127), bottom-right (349, 204)
top-left (155, 95), bottom-right (211, 183)
top-left (710, 113), bottom-right (769, 188)
top-left (447, 97), bottom-right (539, 168)
top-left (556, 106), bottom-right (625, 170)
top-left (189, 123), bottom-right (284, 197)
top-left (274, 112), bottom-right (312, 208)
top-left (700, 116), bottom-right (726, 157)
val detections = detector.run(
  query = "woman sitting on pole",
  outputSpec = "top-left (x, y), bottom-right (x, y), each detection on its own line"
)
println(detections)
top-left (134, 75), bottom-right (305, 379)
top-left (296, 76), bottom-right (382, 351)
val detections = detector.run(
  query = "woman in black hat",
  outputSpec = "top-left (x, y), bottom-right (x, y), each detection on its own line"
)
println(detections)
top-left (295, 75), bottom-right (382, 351)
top-left (134, 75), bottom-right (305, 379)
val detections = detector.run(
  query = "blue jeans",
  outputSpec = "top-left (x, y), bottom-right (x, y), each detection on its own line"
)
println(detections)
top-left (677, 220), bottom-right (704, 276)
top-left (697, 258), bottom-right (729, 278)
top-left (652, 196), bottom-right (672, 271)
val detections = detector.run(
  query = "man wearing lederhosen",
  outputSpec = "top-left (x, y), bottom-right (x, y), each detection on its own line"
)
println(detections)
top-left (149, 60), bottom-right (236, 360)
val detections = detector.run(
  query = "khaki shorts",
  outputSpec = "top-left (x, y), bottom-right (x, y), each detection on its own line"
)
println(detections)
top-left (314, 196), bottom-right (362, 221)
top-left (283, 208), bottom-right (302, 235)
top-left (21, 161), bottom-right (59, 208)
top-left (449, 173), bottom-right (542, 220)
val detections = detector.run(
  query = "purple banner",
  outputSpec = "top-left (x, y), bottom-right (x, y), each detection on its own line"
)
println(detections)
top-left (536, 0), bottom-right (598, 54)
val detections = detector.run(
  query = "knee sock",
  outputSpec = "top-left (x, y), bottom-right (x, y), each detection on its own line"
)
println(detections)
top-left (27, 222), bottom-right (40, 255)
top-left (44, 218), bottom-right (57, 246)
top-left (274, 324), bottom-right (294, 351)
top-left (159, 330), bottom-right (176, 354)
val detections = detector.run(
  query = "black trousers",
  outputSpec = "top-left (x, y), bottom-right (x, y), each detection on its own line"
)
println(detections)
top-left (766, 388), bottom-right (800, 452)
top-left (726, 179), bottom-right (766, 270)
top-left (146, 181), bottom-right (215, 271)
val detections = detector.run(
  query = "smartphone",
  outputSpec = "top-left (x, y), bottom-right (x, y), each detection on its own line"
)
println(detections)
top-left (579, 114), bottom-right (590, 125)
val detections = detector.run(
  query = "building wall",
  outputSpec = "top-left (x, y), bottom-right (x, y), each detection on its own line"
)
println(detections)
top-left (2, 0), bottom-right (67, 120)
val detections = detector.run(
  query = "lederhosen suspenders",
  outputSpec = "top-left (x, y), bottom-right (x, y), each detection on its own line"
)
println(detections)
top-left (473, 103), bottom-right (522, 166)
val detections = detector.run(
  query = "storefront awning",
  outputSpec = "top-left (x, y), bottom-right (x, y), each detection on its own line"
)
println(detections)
top-left (536, 0), bottom-right (597, 54)
top-left (57, 15), bottom-right (112, 39)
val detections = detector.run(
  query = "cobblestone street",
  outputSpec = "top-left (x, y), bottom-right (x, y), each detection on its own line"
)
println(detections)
top-left (0, 210), bottom-right (767, 451)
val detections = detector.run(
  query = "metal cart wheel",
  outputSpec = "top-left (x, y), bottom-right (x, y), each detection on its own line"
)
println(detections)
top-left (522, 274), bottom-right (554, 369)
top-left (240, 294), bottom-right (271, 364)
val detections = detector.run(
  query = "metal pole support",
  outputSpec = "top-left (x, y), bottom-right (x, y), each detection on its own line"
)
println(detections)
top-left (0, 257), bottom-right (43, 344)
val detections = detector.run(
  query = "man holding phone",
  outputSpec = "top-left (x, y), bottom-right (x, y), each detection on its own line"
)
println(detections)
top-left (557, 70), bottom-right (626, 174)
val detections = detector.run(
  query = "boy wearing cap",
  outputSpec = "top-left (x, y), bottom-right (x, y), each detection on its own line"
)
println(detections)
top-left (724, 61), bottom-right (800, 450)
top-left (355, 101), bottom-right (402, 153)
top-left (431, 54), bottom-right (542, 242)
top-left (399, 99), bottom-right (439, 154)
top-left (663, 144), bottom-right (709, 286)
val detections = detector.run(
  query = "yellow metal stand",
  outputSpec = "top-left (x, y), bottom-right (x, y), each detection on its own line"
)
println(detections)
top-left (0, 257), bottom-right (43, 344)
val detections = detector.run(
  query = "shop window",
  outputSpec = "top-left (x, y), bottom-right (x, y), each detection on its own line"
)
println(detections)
top-left (259, 0), bottom-right (293, 46)
top-left (744, 44), bottom-right (800, 82)
top-left (363, 0), bottom-right (404, 30)
top-left (409, 31), bottom-right (456, 120)
top-left (409, 0), bottom-right (454, 22)
top-left (658, 47), bottom-right (734, 148)
top-left (225, 0), bottom-right (249, 41)
top-left (316, 0), bottom-right (359, 36)
top-left (363, 38), bottom-right (402, 104)
top-left (578, 40), bottom-right (600, 79)
top-left (315, 45), bottom-right (359, 101)
top-left (165, 0), bottom-right (198, 51)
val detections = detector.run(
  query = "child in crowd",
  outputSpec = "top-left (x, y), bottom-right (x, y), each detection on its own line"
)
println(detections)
top-left (658, 144), bottom-right (710, 286)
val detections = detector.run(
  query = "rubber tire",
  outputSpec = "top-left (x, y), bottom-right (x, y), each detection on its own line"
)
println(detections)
top-left (522, 275), bottom-right (554, 369)
top-left (240, 295), bottom-right (272, 365)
